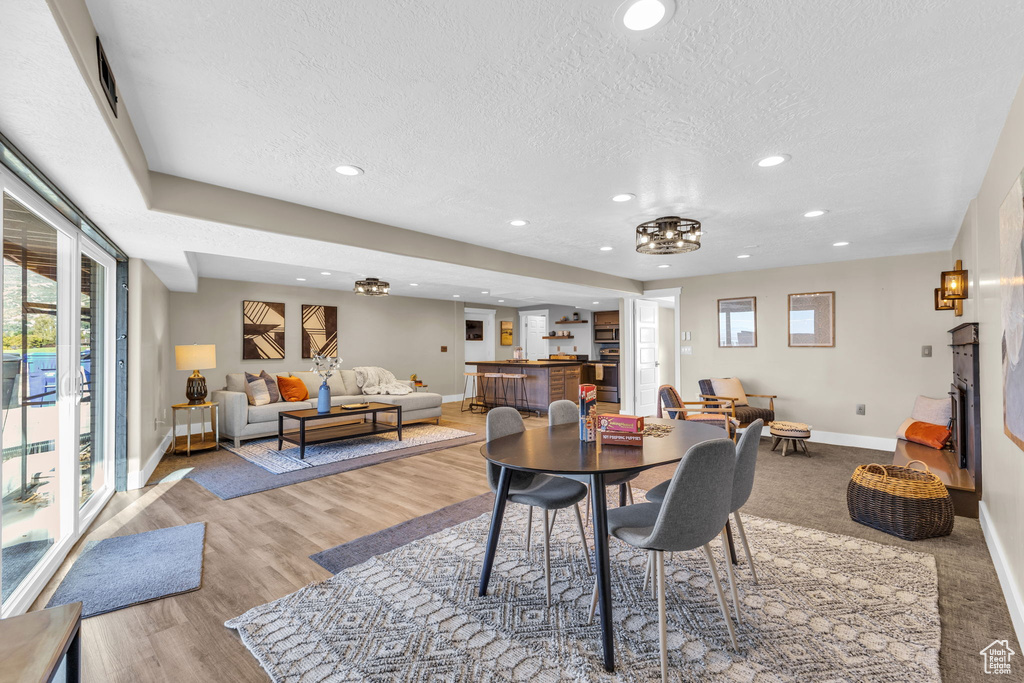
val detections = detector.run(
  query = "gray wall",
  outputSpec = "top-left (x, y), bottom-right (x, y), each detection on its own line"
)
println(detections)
top-left (518, 304), bottom-right (596, 358)
top-left (670, 251), bottom-right (953, 439)
top-left (462, 303), bottom-right (520, 360)
top-left (168, 278), bottom-right (467, 403)
top-left (127, 258), bottom-right (173, 487)
top-left (952, 72), bottom-right (1024, 635)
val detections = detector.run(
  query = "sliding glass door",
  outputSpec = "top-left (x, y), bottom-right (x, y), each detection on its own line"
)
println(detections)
top-left (0, 172), bottom-right (116, 613)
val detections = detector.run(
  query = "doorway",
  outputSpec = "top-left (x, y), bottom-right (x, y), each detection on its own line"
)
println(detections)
top-left (464, 308), bottom-right (495, 368)
top-left (519, 311), bottom-right (548, 361)
top-left (628, 292), bottom-right (681, 417)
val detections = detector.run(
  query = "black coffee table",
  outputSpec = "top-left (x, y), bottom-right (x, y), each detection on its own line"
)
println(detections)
top-left (277, 402), bottom-right (402, 459)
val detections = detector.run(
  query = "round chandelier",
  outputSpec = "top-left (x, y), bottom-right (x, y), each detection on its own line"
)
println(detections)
top-left (353, 277), bottom-right (390, 296)
top-left (635, 216), bottom-right (702, 255)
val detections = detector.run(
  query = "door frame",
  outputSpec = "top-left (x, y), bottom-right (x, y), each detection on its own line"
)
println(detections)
top-left (0, 163), bottom-right (117, 617)
top-left (464, 307), bottom-right (496, 366)
top-left (518, 309), bottom-right (549, 360)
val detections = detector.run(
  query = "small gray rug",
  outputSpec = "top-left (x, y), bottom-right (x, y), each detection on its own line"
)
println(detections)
top-left (2, 538), bottom-right (53, 598)
top-left (230, 503), bottom-right (940, 681)
top-left (47, 523), bottom-right (205, 618)
top-left (226, 424), bottom-right (477, 474)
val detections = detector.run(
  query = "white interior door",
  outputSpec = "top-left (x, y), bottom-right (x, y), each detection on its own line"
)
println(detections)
top-left (634, 300), bottom-right (659, 416)
top-left (464, 309), bottom-right (495, 367)
top-left (524, 315), bottom-right (546, 360)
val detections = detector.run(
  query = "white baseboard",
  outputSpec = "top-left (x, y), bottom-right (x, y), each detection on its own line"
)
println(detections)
top-left (805, 430), bottom-right (896, 452)
top-left (443, 393), bottom-right (464, 403)
top-left (174, 420), bottom-right (212, 436)
top-left (128, 429), bottom-right (172, 490)
top-left (979, 500), bottom-right (1024, 646)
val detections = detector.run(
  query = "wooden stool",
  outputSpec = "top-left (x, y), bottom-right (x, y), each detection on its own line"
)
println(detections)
top-left (462, 372), bottom-right (486, 412)
top-left (502, 373), bottom-right (531, 416)
top-left (484, 373), bottom-right (508, 408)
top-left (769, 421), bottom-right (812, 456)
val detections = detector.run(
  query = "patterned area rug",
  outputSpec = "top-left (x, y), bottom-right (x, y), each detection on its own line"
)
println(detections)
top-left (227, 498), bottom-right (941, 681)
top-left (224, 424), bottom-right (477, 474)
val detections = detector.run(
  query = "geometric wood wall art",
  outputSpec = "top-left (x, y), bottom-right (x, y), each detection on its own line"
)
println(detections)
top-left (301, 304), bottom-right (338, 358)
top-left (998, 168), bottom-right (1024, 452)
top-left (242, 300), bottom-right (286, 360)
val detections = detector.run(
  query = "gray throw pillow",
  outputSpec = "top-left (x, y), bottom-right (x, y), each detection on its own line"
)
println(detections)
top-left (260, 370), bottom-right (281, 403)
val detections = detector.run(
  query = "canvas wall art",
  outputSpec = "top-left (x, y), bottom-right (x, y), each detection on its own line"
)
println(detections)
top-left (242, 300), bottom-right (285, 360)
top-left (998, 169), bottom-right (1024, 451)
top-left (500, 320), bottom-right (513, 346)
top-left (302, 304), bottom-right (338, 358)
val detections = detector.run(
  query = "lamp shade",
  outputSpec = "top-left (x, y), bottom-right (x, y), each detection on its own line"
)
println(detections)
top-left (175, 344), bottom-right (216, 371)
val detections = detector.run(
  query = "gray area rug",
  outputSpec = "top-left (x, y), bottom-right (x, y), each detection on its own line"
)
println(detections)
top-left (228, 424), bottom-right (477, 474)
top-left (47, 523), bottom-right (205, 618)
top-left (150, 422), bottom-right (483, 500)
top-left (1, 538), bottom-right (53, 598)
top-left (311, 492), bottom-right (495, 574)
top-left (230, 501), bottom-right (940, 681)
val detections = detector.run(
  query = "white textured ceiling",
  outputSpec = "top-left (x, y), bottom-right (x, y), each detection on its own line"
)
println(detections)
top-left (81, 0), bottom-right (1024, 280)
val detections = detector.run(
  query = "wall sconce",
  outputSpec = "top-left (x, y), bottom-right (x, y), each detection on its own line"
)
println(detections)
top-left (934, 288), bottom-right (955, 311)
top-left (938, 259), bottom-right (967, 316)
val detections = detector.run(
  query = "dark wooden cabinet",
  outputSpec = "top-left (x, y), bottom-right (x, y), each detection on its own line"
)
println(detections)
top-left (469, 361), bottom-right (582, 412)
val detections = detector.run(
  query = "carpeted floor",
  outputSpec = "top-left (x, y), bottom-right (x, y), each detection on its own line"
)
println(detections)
top-left (46, 522), bottom-right (205, 618)
top-left (1, 538), bottom-right (53, 598)
top-left (631, 438), bottom-right (1022, 683)
top-left (232, 498), bottom-right (942, 681)
top-left (148, 420), bottom-right (483, 499)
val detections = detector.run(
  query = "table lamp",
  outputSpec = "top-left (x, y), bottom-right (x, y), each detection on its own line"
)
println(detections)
top-left (175, 344), bottom-right (216, 404)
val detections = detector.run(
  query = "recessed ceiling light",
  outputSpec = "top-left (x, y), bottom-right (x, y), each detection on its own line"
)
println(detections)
top-left (334, 165), bottom-right (364, 176)
top-left (621, 0), bottom-right (669, 31)
top-left (737, 254), bottom-right (751, 259)
top-left (453, 294), bottom-right (461, 298)
top-left (658, 264), bottom-right (670, 268)
top-left (481, 291), bottom-right (489, 294)
top-left (498, 299), bottom-right (505, 303)
top-left (612, 193), bottom-right (635, 202)
top-left (600, 246), bottom-right (614, 251)
top-left (803, 210), bottom-right (827, 218)
top-left (593, 301), bottom-right (600, 305)
top-left (756, 155), bottom-right (789, 168)
top-left (409, 283), bottom-right (419, 286)
top-left (320, 271), bottom-right (332, 275)
top-left (296, 277), bottom-right (307, 281)
top-left (833, 241), bottom-right (850, 247)
top-left (509, 219), bottom-right (529, 227)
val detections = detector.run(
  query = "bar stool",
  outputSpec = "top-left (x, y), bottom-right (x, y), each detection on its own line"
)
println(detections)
top-left (461, 372), bottom-right (487, 412)
top-left (484, 373), bottom-right (508, 408)
top-left (502, 373), bottom-right (531, 416)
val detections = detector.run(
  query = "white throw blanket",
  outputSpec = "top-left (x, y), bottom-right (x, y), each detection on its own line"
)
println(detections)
top-left (353, 366), bottom-right (413, 395)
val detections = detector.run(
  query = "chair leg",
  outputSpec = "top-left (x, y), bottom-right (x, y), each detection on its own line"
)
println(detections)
top-left (525, 506), bottom-right (533, 553)
top-left (572, 504), bottom-right (591, 574)
top-left (584, 489), bottom-right (591, 525)
top-left (720, 527), bottom-right (742, 626)
top-left (588, 577), bottom-right (599, 624)
top-left (643, 552), bottom-right (652, 593)
top-left (548, 508), bottom-right (558, 534)
top-left (782, 439), bottom-right (789, 457)
top-left (701, 543), bottom-right (739, 651)
top-left (542, 509), bottom-right (552, 608)
top-left (626, 486), bottom-right (635, 505)
top-left (771, 436), bottom-right (780, 451)
top-left (655, 550), bottom-right (669, 683)
top-left (733, 511), bottom-right (758, 584)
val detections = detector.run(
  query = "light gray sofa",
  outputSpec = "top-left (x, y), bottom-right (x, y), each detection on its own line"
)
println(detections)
top-left (211, 369), bottom-right (443, 448)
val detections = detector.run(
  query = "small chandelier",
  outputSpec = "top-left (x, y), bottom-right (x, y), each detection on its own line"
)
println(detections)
top-left (354, 277), bottom-right (390, 296)
top-left (635, 216), bottom-right (702, 255)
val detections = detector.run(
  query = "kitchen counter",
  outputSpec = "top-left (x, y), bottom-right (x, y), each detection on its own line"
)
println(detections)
top-left (467, 361), bottom-right (582, 412)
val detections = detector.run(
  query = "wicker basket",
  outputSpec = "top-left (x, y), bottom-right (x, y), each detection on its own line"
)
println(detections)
top-left (847, 460), bottom-right (954, 540)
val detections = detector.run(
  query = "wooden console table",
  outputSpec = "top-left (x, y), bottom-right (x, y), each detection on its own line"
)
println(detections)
top-left (0, 601), bottom-right (82, 682)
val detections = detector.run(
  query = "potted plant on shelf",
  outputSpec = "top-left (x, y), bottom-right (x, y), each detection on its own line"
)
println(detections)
top-left (311, 354), bottom-right (341, 413)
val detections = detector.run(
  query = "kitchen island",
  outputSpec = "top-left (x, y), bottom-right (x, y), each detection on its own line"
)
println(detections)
top-left (466, 360), bottom-right (582, 414)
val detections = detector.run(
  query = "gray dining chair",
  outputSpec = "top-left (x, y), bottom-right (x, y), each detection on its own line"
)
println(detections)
top-left (589, 438), bottom-right (739, 680)
top-left (548, 400), bottom-right (637, 515)
top-left (486, 407), bottom-right (590, 607)
top-left (646, 419), bottom-right (764, 592)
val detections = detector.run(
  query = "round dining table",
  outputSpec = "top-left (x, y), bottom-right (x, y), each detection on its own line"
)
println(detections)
top-left (478, 417), bottom-right (727, 673)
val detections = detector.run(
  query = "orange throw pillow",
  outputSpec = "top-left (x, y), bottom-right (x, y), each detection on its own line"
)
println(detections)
top-left (905, 421), bottom-right (951, 450)
top-left (276, 375), bottom-right (309, 402)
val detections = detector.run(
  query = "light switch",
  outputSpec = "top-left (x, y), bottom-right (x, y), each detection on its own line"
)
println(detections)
top-left (681, 346), bottom-right (693, 355)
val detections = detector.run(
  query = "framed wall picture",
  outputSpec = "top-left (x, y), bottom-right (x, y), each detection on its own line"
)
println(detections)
top-left (465, 319), bottom-right (484, 341)
top-left (500, 320), bottom-right (513, 346)
top-left (242, 300), bottom-right (285, 359)
top-left (998, 168), bottom-right (1024, 451)
top-left (718, 297), bottom-right (757, 347)
top-left (301, 304), bottom-right (338, 358)
top-left (788, 292), bottom-right (835, 347)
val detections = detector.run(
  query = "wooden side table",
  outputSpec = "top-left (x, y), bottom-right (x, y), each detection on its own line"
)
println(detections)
top-left (0, 601), bottom-right (82, 682)
top-left (171, 402), bottom-right (220, 456)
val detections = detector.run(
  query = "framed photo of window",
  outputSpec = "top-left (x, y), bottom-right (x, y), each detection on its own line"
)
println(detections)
top-left (788, 292), bottom-right (835, 347)
top-left (718, 297), bottom-right (757, 347)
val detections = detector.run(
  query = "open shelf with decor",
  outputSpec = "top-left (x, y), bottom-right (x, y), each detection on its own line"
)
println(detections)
top-left (555, 320), bottom-right (588, 324)
top-left (542, 335), bottom-right (574, 339)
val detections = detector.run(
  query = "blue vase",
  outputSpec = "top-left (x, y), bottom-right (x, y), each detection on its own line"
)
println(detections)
top-left (318, 381), bottom-right (331, 413)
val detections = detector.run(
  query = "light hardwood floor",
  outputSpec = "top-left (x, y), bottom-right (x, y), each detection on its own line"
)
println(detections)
top-left (30, 401), bottom-right (617, 682)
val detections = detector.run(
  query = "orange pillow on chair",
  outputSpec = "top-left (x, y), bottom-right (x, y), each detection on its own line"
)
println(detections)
top-left (276, 375), bottom-right (309, 402)
top-left (904, 421), bottom-right (951, 450)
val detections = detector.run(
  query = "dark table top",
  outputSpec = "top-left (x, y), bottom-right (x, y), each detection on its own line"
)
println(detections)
top-left (467, 360), bottom-right (584, 367)
top-left (480, 418), bottom-right (727, 475)
top-left (280, 402), bottom-right (397, 419)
